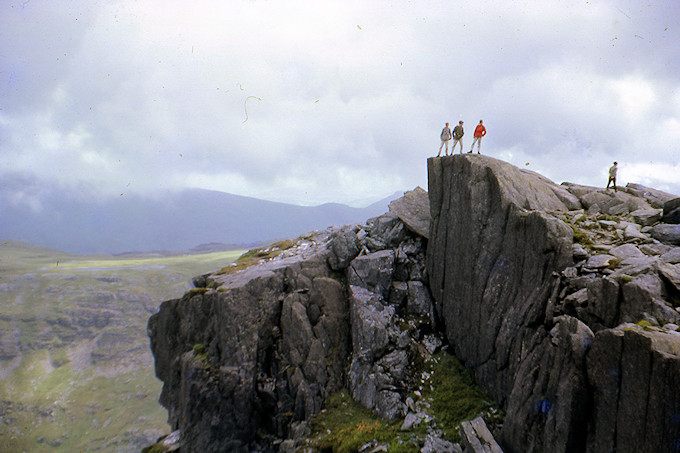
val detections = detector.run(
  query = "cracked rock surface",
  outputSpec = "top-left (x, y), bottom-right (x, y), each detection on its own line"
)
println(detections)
top-left (427, 155), bottom-right (680, 453)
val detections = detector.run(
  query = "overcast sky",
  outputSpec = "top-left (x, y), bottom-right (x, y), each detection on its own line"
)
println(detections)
top-left (2, 0), bottom-right (679, 207)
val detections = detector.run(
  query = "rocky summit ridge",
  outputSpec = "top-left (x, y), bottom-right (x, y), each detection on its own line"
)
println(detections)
top-left (148, 155), bottom-right (680, 452)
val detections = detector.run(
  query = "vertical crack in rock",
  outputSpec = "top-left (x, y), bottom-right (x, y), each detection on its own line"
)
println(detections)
top-left (425, 155), bottom-right (680, 453)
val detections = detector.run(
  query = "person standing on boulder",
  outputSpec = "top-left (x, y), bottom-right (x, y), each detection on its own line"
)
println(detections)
top-left (468, 120), bottom-right (487, 154)
top-left (606, 161), bottom-right (618, 191)
top-left (437, 122), bottom-right (452, 157)
top-left (452, 121), bottom-right (464, 154)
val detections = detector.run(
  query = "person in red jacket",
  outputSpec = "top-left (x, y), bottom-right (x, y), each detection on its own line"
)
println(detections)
top-left (468, 120), bottom-right (487, 154)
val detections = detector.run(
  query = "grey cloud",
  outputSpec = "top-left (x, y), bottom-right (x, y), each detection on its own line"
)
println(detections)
top-left (0, 0), bottom-right (678, 206)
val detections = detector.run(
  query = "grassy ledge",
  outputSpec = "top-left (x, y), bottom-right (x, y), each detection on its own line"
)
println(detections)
top-left (215, 239), bottom-right (296, 276)
top-left (308, 352), bottom-right (498, 452)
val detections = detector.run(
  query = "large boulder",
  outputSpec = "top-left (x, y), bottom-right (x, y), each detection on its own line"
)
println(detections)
top-left (631, 208), bottom-right (663, 226)
top-left (148, 231), bottom-right (352, 451)
top-left (502, 316), bottom-right (593, 453)
top-left (562, 182), bottom-right (653, 215)
top-left (427, 155), bottom-right (578, 450)
top-left (148, 189), bottom-right (437, 450)
top-left (650, 224), bottom-right (680, 245)
top-left (626, 183), bottom-right (678, 208)
top-left (388, 186), bottom-right (431, 238)
top-left (426, 155), bottom-right (680, 452)
top-left (661, 197), bottom-right (680, 224)
top-left (346, 283), bottom-right (413, 420)
top-left (586, 325), bottom-right (680, 453)
top-left (346, 249), bottom-right (395, 300)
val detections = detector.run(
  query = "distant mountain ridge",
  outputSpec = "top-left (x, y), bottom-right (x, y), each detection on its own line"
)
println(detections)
top-left (0, 187), bottom-right (403, 254)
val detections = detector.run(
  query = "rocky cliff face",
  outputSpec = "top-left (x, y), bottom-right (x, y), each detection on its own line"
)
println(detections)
top-left (426, 155), bottom-right (680, 453)
top-left (148, 188), bottom-right (443, 451)
top-left (148, 156), bottom-right (680, 452)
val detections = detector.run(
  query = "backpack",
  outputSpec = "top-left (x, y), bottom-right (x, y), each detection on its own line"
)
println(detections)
top-left (441, 128), bottom-right (452, 141)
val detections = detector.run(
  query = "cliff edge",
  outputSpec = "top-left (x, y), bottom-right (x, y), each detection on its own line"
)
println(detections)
top-left (426, 154), bottom-right (680, 453)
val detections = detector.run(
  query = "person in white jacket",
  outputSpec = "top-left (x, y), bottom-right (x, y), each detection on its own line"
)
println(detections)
top-left (437, 123), bottom-right (452, 157)
top-left (606, 162), bottom-right (618, 191)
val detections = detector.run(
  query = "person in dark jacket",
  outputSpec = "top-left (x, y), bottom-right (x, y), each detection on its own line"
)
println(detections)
top-left (452, 121), bottom-right (464, 154)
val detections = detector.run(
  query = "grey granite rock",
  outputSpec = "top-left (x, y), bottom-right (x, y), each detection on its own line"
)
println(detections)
top-left (327, 224), bottom-right (362, 270)
top-left (367, 213), bottom-right (408, 248)
top-left (587, 326), bottom-right (680, 453)
top-left (347, 250), bottom-right (395, 300)
top-left (661, 198), bottom-right (680, 224)
top-left (623, 223), bottom-right (648, 241)
top-left (572, 243), bottom-right (589, 261)
top-left (660, 247), bottom-right (680, 263)
top-left (428, 156), bottom-right (583, 452)
top-left (625, 183), bottom-right (678, 208)
top-left (662, 207), bottom-right (680, 224)
top-left (407, 280), bottom-right (435, 325)
top-left (620, 273), bottom-right (680, 325)
top-left (639, 242), bottom-right (673, 256)
top-left (422, 433), bottom-right (458, 453)
top-left (631, 208), bottom-right (662, 226)
top-left (401, 412), bottom-right (421, 430)
top-left (657, 262), bottom-right (680, 292)
top-left (650, 224), bottom-right (680, 245)
top-left (388, 186), bottom-right (431, 238)
top-left (609, 244), bottom-right (644, 260)
top-left (374, 390), bottom-right (403, 420)
top-left (148, 157), bottom-right (680, 452)
top-left (584, 254), bottom-right (617, 269)
top-left (502, 316), bottom-right (593, 452)
top-left (460, 416), bottom-right (503, 453)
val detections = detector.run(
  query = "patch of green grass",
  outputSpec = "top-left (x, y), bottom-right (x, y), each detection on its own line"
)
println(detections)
top-left (568, 224), bottom-right (593, 247)
top-left (1, 349), bottom-right (168, 452)
top-left (421, 354), bottom-right (494, 442)
top-left (184, 287), bottom-right (209, 298)
top-left (216, 239), bottom-right (296, 276)
top-left (607, 258), bottom-right (623, 270)
top-left (193, 343), bottom-right (208, 362)
top-left (596, 214), bottom-right (618, 222)
top-left (310, 390), bottom-right (409, 453)
top-left (309, 352), bottom-right (497, 451)
top-left (0, 241), bottom-right (244, 452)
top-left (142, 443), bottom-right (170, 453)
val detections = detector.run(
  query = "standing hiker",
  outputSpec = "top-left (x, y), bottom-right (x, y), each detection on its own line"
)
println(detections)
top-left (437, 122), bottom-right (452, 157)
top-left (606, 162), bottom-right (618, 191)
top-left (468, 120), bottom-right (487, 154)
top-left (452, 121), bottom-right (464, 154)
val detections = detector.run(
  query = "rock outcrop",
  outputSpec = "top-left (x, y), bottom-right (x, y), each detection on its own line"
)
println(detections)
top-left (148, 189), bottom-right (441, 451)
top-left (148, 157), bottom-right (680, 452)
top-left (426, 154), bottom-right (680, 453)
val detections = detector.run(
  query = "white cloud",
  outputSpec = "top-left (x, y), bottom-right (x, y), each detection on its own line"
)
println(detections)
top-left (1, 0), bottom-right (678, 205)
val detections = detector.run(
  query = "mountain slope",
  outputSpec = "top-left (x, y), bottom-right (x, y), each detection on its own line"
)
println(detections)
top-left (0, 187), bottom-right (402, 254)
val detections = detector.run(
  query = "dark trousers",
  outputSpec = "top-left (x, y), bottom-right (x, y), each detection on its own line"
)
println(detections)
top-left (606, 177), bottom-right (617, 191)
